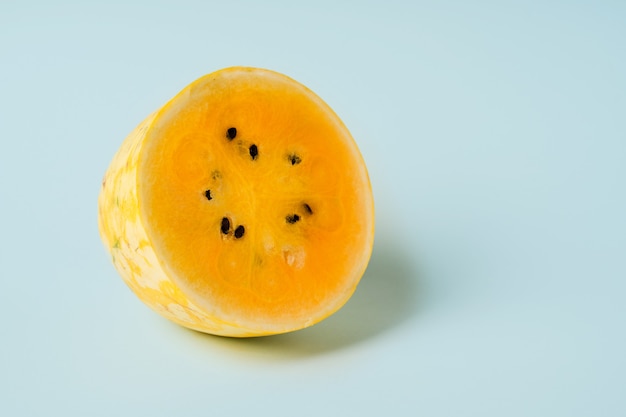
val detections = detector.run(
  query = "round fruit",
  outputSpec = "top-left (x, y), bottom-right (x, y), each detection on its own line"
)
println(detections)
top-left (98, 67), bottom-right (374, 337)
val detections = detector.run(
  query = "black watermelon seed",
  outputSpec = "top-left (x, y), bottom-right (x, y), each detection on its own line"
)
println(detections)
top-left (249, 144), bottom-right (258, 160)
top-left (226, 127), bottom-right (237, 140)
top-left (204, 189), bottom-right (212, 200)
top-left (286, 214), bottom-right (301, 224)
top-left (221, 217), bottom-right (230, 234)
top-left (288, 154), bottom-right (302, 165)
top-left (234, 225), bottom-right (245, 239)
top-left (303, 203), bottom-right (313, 214)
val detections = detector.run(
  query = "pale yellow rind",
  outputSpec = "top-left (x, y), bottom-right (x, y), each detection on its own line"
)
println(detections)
top-left (98, 112), bottom-right (265, 337)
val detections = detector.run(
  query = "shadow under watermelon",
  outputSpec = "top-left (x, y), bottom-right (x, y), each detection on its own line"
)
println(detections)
top-left (191, 234), bottom-right (421, 359)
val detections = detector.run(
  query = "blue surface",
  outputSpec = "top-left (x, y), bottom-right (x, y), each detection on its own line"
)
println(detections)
top-left (1, 1), bottom-right (624, 416)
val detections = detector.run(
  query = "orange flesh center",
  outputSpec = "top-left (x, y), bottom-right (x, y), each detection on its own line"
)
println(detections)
top-left (138, 70), bottom-right (370, 327)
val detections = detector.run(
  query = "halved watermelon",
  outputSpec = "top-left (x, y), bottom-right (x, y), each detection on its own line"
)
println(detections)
top-left (98, 67), bottom-right (374, 337)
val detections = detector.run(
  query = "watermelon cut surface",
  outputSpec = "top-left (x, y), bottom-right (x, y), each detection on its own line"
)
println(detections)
top-left (98, 67), bottom-right (374, 337)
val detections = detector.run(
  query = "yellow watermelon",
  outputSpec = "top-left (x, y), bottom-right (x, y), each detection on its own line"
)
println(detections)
top-left (98, 67), bottom-right (375, 337)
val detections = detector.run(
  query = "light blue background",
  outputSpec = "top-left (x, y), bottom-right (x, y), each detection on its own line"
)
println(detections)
top-left (1, 1), bottom-right (624, 416)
